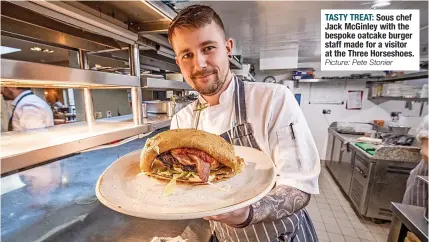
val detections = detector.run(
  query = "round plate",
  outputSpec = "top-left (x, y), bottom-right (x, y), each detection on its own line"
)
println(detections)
top-left (96, 146), bottom-right (276, 220)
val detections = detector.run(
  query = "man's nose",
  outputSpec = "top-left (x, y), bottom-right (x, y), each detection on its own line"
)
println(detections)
top-left (193, 53), bottom-right (208, 70)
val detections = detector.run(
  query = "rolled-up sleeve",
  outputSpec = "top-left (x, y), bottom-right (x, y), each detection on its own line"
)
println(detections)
top-left (267, 85), bottom-right (320, 194)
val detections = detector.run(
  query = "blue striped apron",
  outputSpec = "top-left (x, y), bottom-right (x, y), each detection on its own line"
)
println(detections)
top-left (194, 76), bottom-right (318, 242)
top-left (403, 159), bottom-right (428, 207)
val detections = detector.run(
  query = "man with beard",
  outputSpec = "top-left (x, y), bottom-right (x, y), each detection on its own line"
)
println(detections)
top-left (169, 5), bottom-right (320, 242)
top-left (1, 87), bottom-right (53, 131)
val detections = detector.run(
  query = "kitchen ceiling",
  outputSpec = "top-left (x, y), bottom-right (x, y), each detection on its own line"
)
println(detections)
top-left (169, 1), bottom-right (428, 64)
top-left (2, 1), bottom-right (427, 69)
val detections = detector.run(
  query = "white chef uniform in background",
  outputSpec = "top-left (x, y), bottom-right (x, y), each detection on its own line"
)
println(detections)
top-left (8, 90), bottom-right (54, 131)
top-left (171, 76), bottom-right (320, 195)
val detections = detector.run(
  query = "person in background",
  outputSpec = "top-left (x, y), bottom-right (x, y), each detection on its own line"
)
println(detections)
top-left (54, 98), bottom-right (64, 108)
top-left (1, 87), bottom-right (54, 131)
top-left (403, 115), bottom-right (428, 207)
top-left (402, 115), bottom-right (428, 242)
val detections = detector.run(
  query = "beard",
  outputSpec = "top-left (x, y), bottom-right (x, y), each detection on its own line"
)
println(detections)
top-left (190, 66), bottom-right (227, 96)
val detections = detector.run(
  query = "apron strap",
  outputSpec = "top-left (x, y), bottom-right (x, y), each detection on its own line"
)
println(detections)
top-left (8, 92), bottom-right (34, 131)
top-left (234, 76), bottom-right (247, 125)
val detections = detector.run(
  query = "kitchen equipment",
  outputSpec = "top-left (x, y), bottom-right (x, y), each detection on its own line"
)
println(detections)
top-left (263, 76), bottom-right (276, 83)
top-left (166, 73), bottom-right (184, 82)
top-left (338, 143), bottom-right (355, 193)
top-left (292, 71), bottom-right (314, 80)
top-left (326, 128), bottom-right (420, 221)
top-left (144, 100), bottom-right (192, 116)
top-left (356, 137), bottom-right (383, 144)
top-left (380, 133), bottom-right (414, 146)
top-left (390, 112), bottom-right (401, 122)
top-left (142, 103), bottom-right (148, 118)
top-left (336, 122), bottom-right (374, 134)
top-left (174, 101), bottom-right (191, 112)
top-left (350, 74), bottom-right (361, 79)
top-left (360, 73), bottom-right (372, 79)
top-left (383, 83), bottom-right (403, 97)
top-left (373, 120), bottom-right (385, 128)
top-left (364, 130), bottom-right (377, 138)
top-left (171, 95), bottom-right (194, 111)
top-left (166, 101), bottom-right (175, 117)
top-left (355, 142), bottom-right (377, 155)
top-left (349, 152), bottom-right (417, 221)
top-left (420, 84), bottom-right (428, 98)
top-left (144, 100), bottom-right (169, 114)
top-left (96, 146), bottom-right (276, 220)
top-left (388, 125), bottom-right (411, 136)
top-left (141, 73), bottom-right (165, 79)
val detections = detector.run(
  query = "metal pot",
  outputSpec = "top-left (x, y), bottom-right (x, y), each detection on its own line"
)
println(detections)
top-left (143, 100), bottom-right (169, 114)
top-left (141, 103), bottom-right (148, 118)
top-left (388, 125), bottom-right (411, 136)
top-left (143, 100), bottom-right (193, 115)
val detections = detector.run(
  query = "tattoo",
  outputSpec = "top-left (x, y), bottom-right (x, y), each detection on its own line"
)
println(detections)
top-left (250, 185), bottom-right (310, 224)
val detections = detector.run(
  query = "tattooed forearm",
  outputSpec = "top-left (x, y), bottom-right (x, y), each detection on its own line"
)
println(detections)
top-left (250, 185), bottom-right (310, 224)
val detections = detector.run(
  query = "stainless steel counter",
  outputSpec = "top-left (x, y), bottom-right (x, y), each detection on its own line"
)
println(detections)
top-left (388, 203), bottom-right (428, 242)
top-left (1, 127), bottom-right (211, 242)
top-left (328, 127), bottom-right (421, 162)
top-left (327, 128), bottom-right (361, 143)
top-left (326, 125), bottom-right (421, 221)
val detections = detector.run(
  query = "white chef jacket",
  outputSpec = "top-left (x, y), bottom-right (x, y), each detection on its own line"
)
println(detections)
top-left (9, 90), bottom-right (54, 131)
top-left (171, 77), bottom-right (320, 194)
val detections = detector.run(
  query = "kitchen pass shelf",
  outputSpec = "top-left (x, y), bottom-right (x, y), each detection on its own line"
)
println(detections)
top-left (1, 115), bottom-right (171, 175)
top-left (1, 59), bottom-right (139, 88)
top-left (141, 77), bottom-right (193, 90)
top-left (368, 96), bottom-right (428, 102)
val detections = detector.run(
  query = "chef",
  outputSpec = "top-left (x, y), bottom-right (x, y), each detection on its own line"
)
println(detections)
top-left (169, 5), bottom-right (320, 242)
top-left (400, 116), bottom-right (428, 242)
top-left (1, 87), bottom-right (54, 131)
top-left (403, 115), bottom-right (428, 207)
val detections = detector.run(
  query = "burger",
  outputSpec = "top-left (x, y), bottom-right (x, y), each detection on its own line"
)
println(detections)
top-left (140, 129), bottom-right (244, 184)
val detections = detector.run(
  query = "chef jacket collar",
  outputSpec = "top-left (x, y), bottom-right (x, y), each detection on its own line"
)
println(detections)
top-left (11, 90), bottom-right (32, 106)
top-left (197, 75), bottom-right (236, 107)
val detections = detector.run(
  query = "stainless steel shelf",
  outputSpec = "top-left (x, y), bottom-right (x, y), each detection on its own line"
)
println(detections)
top-left (98, 113), bottom-right (172, 130)
top-left (367, 72), bottom-right (428, 83)
top-left (293, 72), bottom-right (428, 83)
top-left (1, 115), bottom-right (171, 174)
top-left (1, 59), bottom-right (139, 88)
top-left (141, 77), bottom-right (193, 90)
top-left (294, 78), bottom-right (372, 83)
top-left (369, 96), bottom-right (428, 102)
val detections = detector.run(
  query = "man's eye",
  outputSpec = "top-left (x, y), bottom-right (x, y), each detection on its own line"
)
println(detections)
top-left (182, 53), bottom-right (191, 59)
top-left (204, 46), bottom-right (215, 52)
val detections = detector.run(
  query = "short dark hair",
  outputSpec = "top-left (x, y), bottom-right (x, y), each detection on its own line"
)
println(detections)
top-left (168, 5), bottom-right (226, 44)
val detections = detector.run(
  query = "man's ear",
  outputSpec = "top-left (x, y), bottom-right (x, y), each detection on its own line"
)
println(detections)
top-left (226, 38), bottom-right (234, 57)
top-left (175, 57), bottom-right (179, 66)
